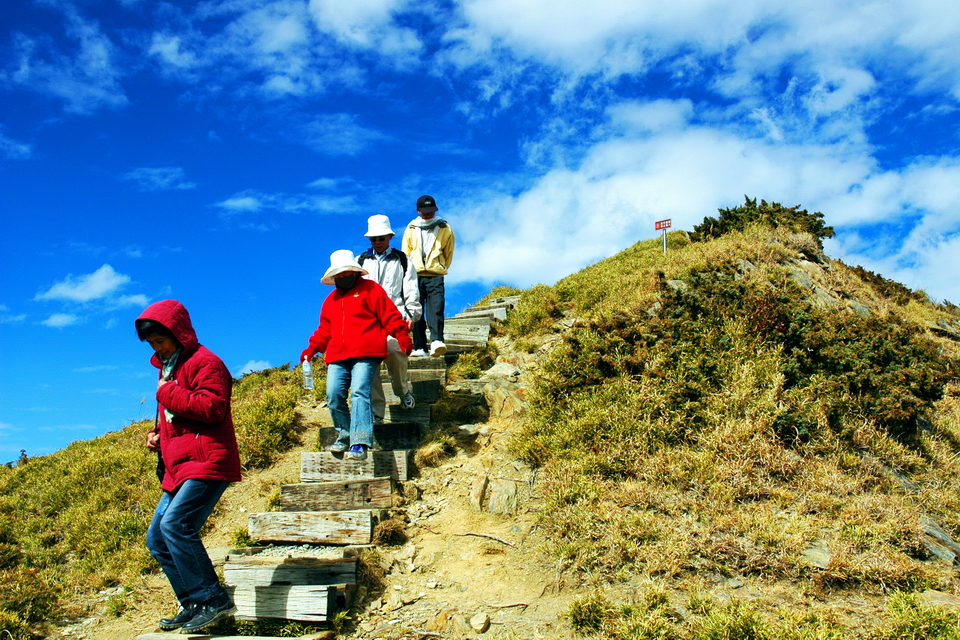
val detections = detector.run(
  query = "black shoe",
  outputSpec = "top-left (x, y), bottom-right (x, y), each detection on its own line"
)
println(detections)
top-left (158, 603), bottom-right (194, 630)
top-left (179, 595), bottom-right (237, 633)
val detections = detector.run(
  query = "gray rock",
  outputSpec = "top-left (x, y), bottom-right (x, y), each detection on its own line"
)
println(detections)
top-left (666, 279), bottom-right (688, 292)
top-left (801, 541), bottom-right (832, 570)
top-left (470, 611), bottom-right (491, 633)
top-left (484, 362), bottom-right (520, 380)
top-left (847, 300), bottom-right (870, 317)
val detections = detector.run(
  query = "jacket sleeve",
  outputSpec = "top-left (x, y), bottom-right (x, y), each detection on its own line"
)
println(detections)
top-left (376, 285), bottom-right (413, 352)
top-left (156, 357), bottom-right (231, 424)
top-left (402, 260), bottom-right (422, 322)
top-left (441, 226), bottom-right (455, 269)
top-left (308, 304), bottom-right (332, 354)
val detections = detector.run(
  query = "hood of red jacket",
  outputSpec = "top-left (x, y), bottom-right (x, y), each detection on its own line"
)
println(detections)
top-left (137, 299), bottom-right (200, 357)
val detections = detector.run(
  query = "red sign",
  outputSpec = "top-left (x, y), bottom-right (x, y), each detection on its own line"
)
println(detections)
top-left (655, 219), bottom-right (672, 231)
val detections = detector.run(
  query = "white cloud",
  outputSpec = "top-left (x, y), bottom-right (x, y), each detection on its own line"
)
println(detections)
top-left (0, 132), bottom-right (32, 159)
top-left (36, 264), bottom-right (131, 302)
top-left (42, 313), bottom-right (79, 328)
top-left (73, 365), bottom-right (120, 373)
top-left (235, 359), bottom-right (272, 376)
top-left (450, 98), bottom-right (960, 306)
top-left (123, 167), bottom-right (197, 191)
top-left (4, 7), bottom-right (128, 114)
top-left (299, 113), bottom-right (390, 155)
top-left (0, 305), bottom-right (26, 323)
top-left (216, 189), bottom-right (356, 214)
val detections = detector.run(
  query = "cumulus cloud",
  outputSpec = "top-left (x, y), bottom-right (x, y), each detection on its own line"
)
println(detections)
top-left (35, 264), bottom-right (132, 303)
top-left (450, 98), bottom-right (960, 305)
top-left (33, 265), bottom-right (150, 327)
top-left (123, 167), bottom-right (197, 191)
top-left (4, 6), bottom-right (128, 114)
top-left (42, 313), bottom-right (79, 328)
top-left (216, 188), bottom-right (356, 214)
top-left (235, 360), bottom-right (272, 376)
top-left (0, 132), bottom-right (32, 159)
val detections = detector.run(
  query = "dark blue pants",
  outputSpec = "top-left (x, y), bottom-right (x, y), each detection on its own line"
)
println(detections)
top-left (147, 479), bottom-right (230, 606)
top-left (414, 275), bottom-right (445, 350)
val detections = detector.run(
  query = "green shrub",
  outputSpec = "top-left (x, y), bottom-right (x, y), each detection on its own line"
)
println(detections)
top-left (866, 592), bottom-right (960, 640)
top-left (690, 196), bottom-right (835, 249)
top-left (233, 366), bottom-right (304, 468)
top-left (505, 284), bottom-right (564, 337)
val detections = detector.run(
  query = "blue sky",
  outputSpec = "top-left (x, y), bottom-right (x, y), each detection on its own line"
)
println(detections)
top-left (2, 0), bottom-right (960, 463)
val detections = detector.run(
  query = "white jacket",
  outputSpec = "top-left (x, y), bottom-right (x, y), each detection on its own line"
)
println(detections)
top-left (357, 247), bottom-right (422, 322)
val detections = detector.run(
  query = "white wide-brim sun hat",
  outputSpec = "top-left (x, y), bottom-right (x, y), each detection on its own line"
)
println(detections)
top-left (364, 214), bottom-right (395, 238)
top-left (321, 249), bottom-right (368, 285)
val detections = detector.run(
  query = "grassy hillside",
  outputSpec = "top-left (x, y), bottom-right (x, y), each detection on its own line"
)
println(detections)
top-left (499, 199), bottom-right (960, 638)
top-left (0, 366), bottom-right (303, 640)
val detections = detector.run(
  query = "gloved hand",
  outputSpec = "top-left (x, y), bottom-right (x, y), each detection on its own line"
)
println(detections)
top-left (300, 347), bottom-right (317, 363)
top-left (398, 333), bottom-right (413, 356)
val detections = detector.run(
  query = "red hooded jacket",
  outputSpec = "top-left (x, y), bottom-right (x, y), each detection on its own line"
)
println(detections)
top-left (138, 300), bottom-right (242, 492)
top-left (307, 278), bottom-right (412, 363)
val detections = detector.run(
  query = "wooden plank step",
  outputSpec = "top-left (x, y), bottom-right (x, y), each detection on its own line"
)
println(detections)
top-left (280, 478), bottom-right (393, 511)
top-left (301, 450), bottom-right (412, 482)
top-left (227, 585), bottom-right (337, 622)
top-left (383, 402), bottom-right (430, 426)
top-left (453, 307), bottom-right (508, 320)
top-left (138, 635), bottom-right (329, 640)
top-left (382, 377), bottom-right (443, 403)
top-left (248, 510), bottom-right (379, 545)
top-left (462, 295), bottom-right (521, 311)
top-left (445, 316), bottom-right (494, 326)
top-left (224, 555), bottom-right (357, 586)
top-left (405, 356), bottom-right (447, 370)
top-left (372, 422), bottom-right (422, 450)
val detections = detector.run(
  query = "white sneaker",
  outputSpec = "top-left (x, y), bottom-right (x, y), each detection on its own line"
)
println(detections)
top-left (429, 341), bottom-right (447, 357)
top-left (401, 391), bottom-right (416, 409)
top-left (410, 349), bottom-right (428, 357)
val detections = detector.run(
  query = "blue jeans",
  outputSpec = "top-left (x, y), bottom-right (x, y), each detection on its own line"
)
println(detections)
top-left (147, 479), bottom-right (230, 606)
top-left (414, 275), bottom-right (445, 350)
top-left (327, 357), bottom-right (379, 448)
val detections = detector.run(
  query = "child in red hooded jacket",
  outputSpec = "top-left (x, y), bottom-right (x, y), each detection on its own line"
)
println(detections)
top-left (137, 299), bottom-right (241, 633)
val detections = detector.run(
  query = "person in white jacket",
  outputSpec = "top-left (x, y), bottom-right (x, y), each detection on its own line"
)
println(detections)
top-left (357, 215), bottom-right (421, 420)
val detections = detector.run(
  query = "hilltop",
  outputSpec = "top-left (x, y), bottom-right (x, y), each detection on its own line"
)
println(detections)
top-left (4, 197), bottom-right (960, 639)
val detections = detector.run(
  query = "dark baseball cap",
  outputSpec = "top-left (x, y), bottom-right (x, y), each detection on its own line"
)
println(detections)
top-left (416, 195), bottom-right (438, 212)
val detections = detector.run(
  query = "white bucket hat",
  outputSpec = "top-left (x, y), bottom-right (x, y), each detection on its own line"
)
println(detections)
top-left (321, 249), bottom-right (368, 285)
top-left (364, 214), bottom-right (395, 238)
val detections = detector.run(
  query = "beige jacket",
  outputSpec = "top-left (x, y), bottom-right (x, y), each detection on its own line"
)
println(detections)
top-left (402, 218), bottom-right (455, 277)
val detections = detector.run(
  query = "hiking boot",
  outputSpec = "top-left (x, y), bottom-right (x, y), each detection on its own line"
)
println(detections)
top-left (158, 603), bottom-right (194, 630)
top-left (329, 441), bottom-right (349, 453)
top-left (410, 349), bottom-right (428, 357)
top-left (179, 594), bottom-right (236, 633)
top-left (429, 341), bottom-right (447, 357)
top-left (401, 391), bottom-right (416, 409)
top-left (346, 444), bottom-right (368, 461)
top-left (374, 415), bottom-right (385, 425)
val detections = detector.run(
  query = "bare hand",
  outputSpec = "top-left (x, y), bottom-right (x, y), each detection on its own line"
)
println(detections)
top-left (146, 431), bottom-right (160, 452)
top-left (157, 379), bottom-right (168, 390)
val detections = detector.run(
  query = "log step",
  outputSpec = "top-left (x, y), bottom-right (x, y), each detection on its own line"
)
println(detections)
top-left (248, 510), bottom-right (382, 545)
top-left (227, 585), bottom-right (337, 622)
top-left (280, 477), bottom-right (393, 511)
top-left (300, 450), bottom-right (413, 482)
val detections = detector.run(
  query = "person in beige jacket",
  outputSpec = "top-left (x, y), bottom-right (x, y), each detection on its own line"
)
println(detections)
top-left (401, 195), bottom-right (455, 357)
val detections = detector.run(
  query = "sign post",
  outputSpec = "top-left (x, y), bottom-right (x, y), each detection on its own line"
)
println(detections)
top-left (655, 219), bottom-right (672, 254)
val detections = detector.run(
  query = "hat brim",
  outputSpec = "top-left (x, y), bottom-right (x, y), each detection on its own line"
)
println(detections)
top-left (321, 265), bottom-right (368, 285)
top-left (364, 230), bottom-right (395, 238)
top-left (417, 206), bottom-right (438, 213)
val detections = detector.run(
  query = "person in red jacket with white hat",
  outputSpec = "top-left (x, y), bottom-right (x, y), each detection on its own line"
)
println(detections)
top-left (301, 250), bottom-right (413, 461)
top-left (136, 299), bottom-right (241, 634)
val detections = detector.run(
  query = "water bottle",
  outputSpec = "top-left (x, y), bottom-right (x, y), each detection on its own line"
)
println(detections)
top-left (302, 357), bottom-right (314, 390)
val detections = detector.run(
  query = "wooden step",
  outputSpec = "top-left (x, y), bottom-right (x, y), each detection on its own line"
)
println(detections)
top-left (224, 554), bottom-right (357, 613)
top-left (300, 450), bottom-right (413, 482)
top-left (453, 307), bottom-right (508, 321)
top-left (248, 510), bottom-right (382, 545)
top-left (228, 585), bottom-right (337, 623)
top-left (373, 422), bottom-right (422, 450)
top-left (280, 478), bottom-right (393, 511)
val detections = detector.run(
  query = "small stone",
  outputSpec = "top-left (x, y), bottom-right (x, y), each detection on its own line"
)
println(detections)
top-left (426, 579), bottom-right (438, 589)
top-left (402, 593), bottom-right (419, 605)
top-left (470, 611), bottom-right (491, 632)
top-left (922, 590), bottom-right (960, 607)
